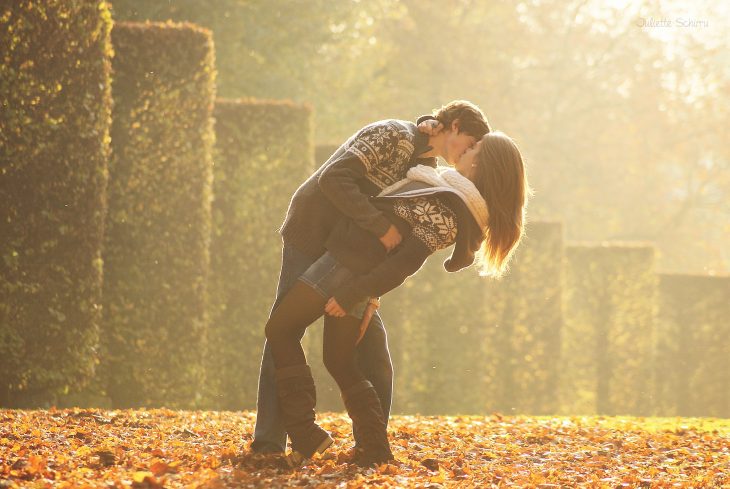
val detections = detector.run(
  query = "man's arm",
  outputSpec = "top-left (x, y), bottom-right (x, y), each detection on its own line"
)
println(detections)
top-left (317, 154), bottom-right (393, 240)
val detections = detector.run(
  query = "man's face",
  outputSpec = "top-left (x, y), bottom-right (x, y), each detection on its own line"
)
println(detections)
top-left (454, 138), bottom-right (483, 179)
top-left (443, 122), bottom-right (477, 166)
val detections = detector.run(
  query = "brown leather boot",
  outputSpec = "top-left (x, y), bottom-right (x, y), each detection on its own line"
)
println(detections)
top-left (342, 380), bottom-right (394, 467)
top-left (275, 364), bottom-right (333, 466)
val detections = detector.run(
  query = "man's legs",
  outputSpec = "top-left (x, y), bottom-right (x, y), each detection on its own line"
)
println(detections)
top-left (354, 310), bottom-right (394, 423)
top-left (251, 245), bottom-right (316, 453)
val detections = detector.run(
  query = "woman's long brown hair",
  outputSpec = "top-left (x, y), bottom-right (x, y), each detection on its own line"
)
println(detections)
top-left (471, 131), bottom-right (531, 278)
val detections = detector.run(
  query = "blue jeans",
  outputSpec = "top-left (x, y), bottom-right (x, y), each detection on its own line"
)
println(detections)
top-left (299, 252), bottom-right (370, 319)
top-left (251, 244), bottom-right (393, 452)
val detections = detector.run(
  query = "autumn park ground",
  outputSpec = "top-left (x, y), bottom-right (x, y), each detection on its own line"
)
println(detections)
top-left (1, 408), bottom-right (729, 488)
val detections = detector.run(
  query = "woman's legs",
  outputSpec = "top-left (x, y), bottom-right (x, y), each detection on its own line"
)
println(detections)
top-left (323, 315), bottom-right (394, 466)
top-left (322, 314), bottom-right (365, 391)
top-left (265, 280), bottom-right (326, 368)
top-left (264, 281), bottom-right (333, 463)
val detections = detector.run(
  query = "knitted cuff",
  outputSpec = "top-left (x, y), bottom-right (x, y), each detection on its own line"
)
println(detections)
top-left (366, 214), bottom-right (392, 240)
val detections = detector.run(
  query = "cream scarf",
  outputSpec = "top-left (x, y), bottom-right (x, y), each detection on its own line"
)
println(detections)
top-left (379, 165), bottom-right (489, 230)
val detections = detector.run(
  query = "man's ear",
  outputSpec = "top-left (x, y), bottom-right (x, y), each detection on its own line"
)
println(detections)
top-left (451, 119), bottom-right (461, 134)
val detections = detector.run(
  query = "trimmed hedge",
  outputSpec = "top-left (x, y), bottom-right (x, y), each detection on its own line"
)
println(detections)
top-left (481, 221), bottom-right (564, 415)
top-left (655, 273), bottom-right (730, 417)
top-left (205, 98), bottom-right (313, 410)
top-left (561, 243), bottom-right (657, 415)
top-left (382, 249), bottom-right (486, 414)
top-left (380, 221), bottom-right (564, 415)
top-left (100, 21), bottom-right (216, 409)
top-left (0, 1), bottom-right (113, 407)
top-left (314, 145), bottom-right (339, 170)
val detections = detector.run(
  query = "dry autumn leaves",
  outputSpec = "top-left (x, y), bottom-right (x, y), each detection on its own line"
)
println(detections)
top-left (1, 408), bottom-right (729, 488)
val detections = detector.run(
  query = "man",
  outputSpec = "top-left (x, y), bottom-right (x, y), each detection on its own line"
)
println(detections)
top-left (251, 100), bottom-right (491, 455)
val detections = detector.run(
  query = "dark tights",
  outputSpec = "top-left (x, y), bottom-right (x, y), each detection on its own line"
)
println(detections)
top-left (264, 280), bottom-right (366, 391)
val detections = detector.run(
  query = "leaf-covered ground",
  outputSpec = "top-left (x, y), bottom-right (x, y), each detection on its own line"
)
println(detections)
top-left (1, 408), bottom-right (729, 488)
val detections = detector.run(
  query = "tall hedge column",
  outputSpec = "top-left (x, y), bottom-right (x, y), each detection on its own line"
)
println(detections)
top-left (0, 1), bottom-right (113, 407)
top-left (380, 221), bottom-right (564, 415)
top-left (483, 221), bottom-right (564, 415)
top-left (655, 273), bottom-right (730, 417)
top-left (561, 243), bottom-right (657, 415)
top-left (101, 21), bottom-right (216, 409)
top-left (205, 98), bottom-right (313, 410)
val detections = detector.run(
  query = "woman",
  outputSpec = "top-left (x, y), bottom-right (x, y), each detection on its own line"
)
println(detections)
top-left (264, 131), bottom-right (530, 467)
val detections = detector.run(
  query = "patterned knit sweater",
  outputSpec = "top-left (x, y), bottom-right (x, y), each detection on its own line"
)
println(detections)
top-left (392, 196), bottom-right (457, 252)
top-left (279, 118), bottom-right (435, 259)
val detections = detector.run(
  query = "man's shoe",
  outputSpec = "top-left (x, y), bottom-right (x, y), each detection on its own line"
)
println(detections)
top-left (351, 446), bottom-right (394, 467)
top-left (250, 440), bottom-right (285, 454)
top-left (285, 432), bottom-right (334, 467)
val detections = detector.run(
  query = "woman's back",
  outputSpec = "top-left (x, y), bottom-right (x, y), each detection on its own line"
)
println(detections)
top-left (324, 191), bottom-right (483, 311)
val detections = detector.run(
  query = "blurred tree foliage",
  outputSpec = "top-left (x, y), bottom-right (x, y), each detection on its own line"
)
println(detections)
top-left (109, 0), bottom-right (396, 147)
top-left (109, 0), bottom-right (728, 272)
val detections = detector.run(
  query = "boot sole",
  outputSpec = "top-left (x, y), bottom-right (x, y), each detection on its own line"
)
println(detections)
top-left (286, 434), bottom-right (334, 468)
top-left (353, 453), bottom-right (395, 467)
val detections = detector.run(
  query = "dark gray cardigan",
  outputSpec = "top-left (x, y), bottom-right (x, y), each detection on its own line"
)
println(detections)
top-left (325, 181), bottom-right (485, 310)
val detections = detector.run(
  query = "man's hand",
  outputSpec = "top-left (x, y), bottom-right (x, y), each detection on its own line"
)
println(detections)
top-left (379, 224), bottom-right (402, 252)
top-left (417, 119), bottom-right (444, 136)
top-left (325, 297), bottom-right (346, 317)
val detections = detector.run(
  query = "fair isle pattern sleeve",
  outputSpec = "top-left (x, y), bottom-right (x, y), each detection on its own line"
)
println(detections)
top-left (392, 196), bottom-right (458, 252)
top-left (346, 121), bottom-right (416, 189)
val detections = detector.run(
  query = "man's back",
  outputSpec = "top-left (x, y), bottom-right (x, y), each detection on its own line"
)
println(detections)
top-left (279, 119), bottom-right (432, 259)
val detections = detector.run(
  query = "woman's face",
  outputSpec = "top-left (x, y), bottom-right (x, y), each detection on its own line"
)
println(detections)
top-left (455, 139), bottom-right (482, 181)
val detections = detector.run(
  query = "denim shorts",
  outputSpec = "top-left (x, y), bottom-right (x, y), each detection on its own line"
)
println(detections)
top-left (298, 252), bottom-right (369, 319)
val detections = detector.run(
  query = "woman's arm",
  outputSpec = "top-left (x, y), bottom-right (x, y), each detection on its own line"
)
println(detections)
top-left (332, 234), bottom-right (432, 311)
top-left (331, 194), bottom-right (460, 312)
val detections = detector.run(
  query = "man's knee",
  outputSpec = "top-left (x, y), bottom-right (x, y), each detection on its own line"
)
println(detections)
top-left (264, 317), bottom-right (282, 344)
top-left (322, 349), bottom-right (339, 376)
top-left (357, 315), bottom-right (391, 362)
top-left (359, 354), bottom-right (393, 384)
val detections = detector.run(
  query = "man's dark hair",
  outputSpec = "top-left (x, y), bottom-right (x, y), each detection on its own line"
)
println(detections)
top-left (433, 100), bottom-right (491, 139)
